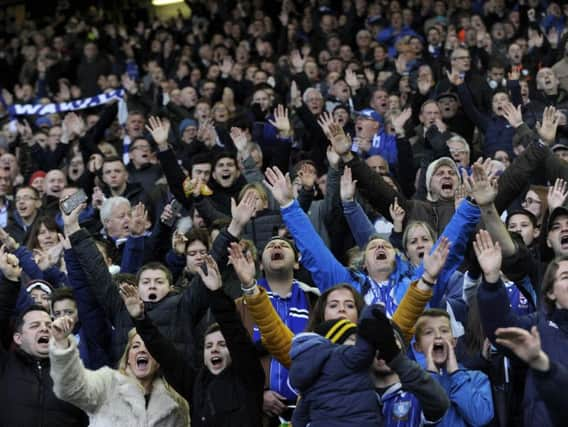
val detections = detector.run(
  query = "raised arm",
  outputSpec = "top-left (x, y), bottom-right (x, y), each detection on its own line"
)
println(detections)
top-left (197, 256), bottom-right (264, 387)
top-left (340, 166), bottom-right (376, 249)
top-left (475, 230), bottom-right (535, 345)
top-left (264, 166), bottom-right (356, 292)
top-left (451, 72), bottom-right (489, 132)
top-left (120, 284), bottom-right (194, 401)
top-left (320, 112), bottom-right (408, 220)
top-left (64, 244), bottom-right (112, 370)
top-left (228, 242), bottom-right (294, 368)
top-left (49, 317), bottom-right (112, 413)
top-left (62, 199), bottom-right (124, 324)
top-left (0, 249), bottom-right (23, 351)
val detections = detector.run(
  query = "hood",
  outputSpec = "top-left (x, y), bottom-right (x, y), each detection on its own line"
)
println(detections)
top-left (289, 333), bottom-right (332, 390)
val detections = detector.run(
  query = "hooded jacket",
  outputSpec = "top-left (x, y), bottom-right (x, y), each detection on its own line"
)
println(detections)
top-left (289, 331), bottom-right (380, 427)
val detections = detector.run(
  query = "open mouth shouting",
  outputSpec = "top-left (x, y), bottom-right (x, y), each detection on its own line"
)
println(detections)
top-left (375, 248), bottom-right (388, 261)
top-left (136, 354), bottom-right (149, 370)
top-left (560, 234), bottom-right (568, 248)
top-left (431, 341), bottom-right (447, 362)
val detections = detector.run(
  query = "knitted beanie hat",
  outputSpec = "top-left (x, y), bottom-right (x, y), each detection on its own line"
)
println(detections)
top-left (314, 318), bottom-right (357, 344)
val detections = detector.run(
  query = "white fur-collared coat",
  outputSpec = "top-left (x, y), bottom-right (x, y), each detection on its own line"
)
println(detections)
top-left (49, 336), bottom-right (190, 427)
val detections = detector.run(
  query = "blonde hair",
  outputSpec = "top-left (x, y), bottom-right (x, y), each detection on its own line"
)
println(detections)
top-left (118, 329), bottom-right (191, 426)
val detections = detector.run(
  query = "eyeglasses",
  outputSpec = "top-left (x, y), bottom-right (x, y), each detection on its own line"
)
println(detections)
top-left (452, 56), bottom-right (470, 61)
top-left (131, 145), bottom-right (150, 151)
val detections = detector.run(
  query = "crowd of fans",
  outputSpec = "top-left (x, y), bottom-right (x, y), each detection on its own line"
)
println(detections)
top-left (1, 0), bottom-right (568, 426)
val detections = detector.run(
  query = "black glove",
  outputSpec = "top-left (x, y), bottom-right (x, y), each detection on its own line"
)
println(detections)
top-left (358, 308), bottom-right (400, 363)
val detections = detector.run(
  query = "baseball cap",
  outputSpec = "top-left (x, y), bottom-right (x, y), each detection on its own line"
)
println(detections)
top-left (355, 108), bottom-right (383, 124)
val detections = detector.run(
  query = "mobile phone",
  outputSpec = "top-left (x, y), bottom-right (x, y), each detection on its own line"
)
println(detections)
top-left (163, 199), bottom-right (182, 227)
top-left (61, 189), bottom-right (88, 215)
top-left (200, 261), bottom-right (208, 276)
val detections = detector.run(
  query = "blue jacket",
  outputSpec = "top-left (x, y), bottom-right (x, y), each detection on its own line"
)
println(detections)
top-left (282, 199), bottom-right (411, 317)
top-left (478, 278), bottom-right (568, 427)
top-left (429, 367), bottom-right (494, 427)
top-left (289, 329), bottom-right (379, 427)
top-left (340, 198), bottom-right (480, 309)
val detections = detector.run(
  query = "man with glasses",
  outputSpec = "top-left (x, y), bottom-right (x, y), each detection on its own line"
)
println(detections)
top-left (126, 136), bottom-right (163, 193)
top-left (6, 186), bottom-right (41, 243)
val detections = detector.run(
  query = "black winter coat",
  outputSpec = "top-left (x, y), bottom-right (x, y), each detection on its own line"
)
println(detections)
top-left (69, 227), bottom-right (237, 366)
top-left (134, 287), bottom-right (265, 427)
top-left (0, 278), bottom-right (87, 427)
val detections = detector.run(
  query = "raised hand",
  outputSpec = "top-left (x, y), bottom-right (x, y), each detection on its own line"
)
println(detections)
top-left (0, 228), bottom-right (19, 251)
top-left (34, 249), bottom-right (51, 270)
top-left (231, 191), bottom-right (258, 228)
top-left (466, 161), bottom-right (497, 206)
top-left (473, 230), bottom-right (502, 283)
top-left (268, 104), bottom-right (292, 137)
top-left (16, 120), bottom-right (33, 144)
top-left (91, 186), bottom-right (106, 210)
top-left (119, 283), bottom-right (144, 319)
top-left (230, 127), bottom-right (249, 154)
top-left (501, 102), bottom-right (523, 128)
top-left (145, 116), bottom-right (170, 148)
top-left (391, 108), bottom-right (412, 135)
top-left (51, 316), bottom-right (74, 348)
top-left (495, 326), bottom-right (549, 371)
top-left (171, 230), bottom-right (188, 255)
top-left (129, 203), bottom-right (148, 237)
top-left (59, 195), bottom-right (86, 235)
top-left (446, 69), bottom-right (464, 86)
top-left (389, 197), bottom-right (406, 232)
top-left (121, 73), bottom-right (138, 95)
top-left (547, 178), bottom-right (568, 212)
top-left (317, 112), bottom-right (352, 156)
top-left (228, 242), bottom-right (256, 287)
top-left (454, 182), bottom-right (467, 210)
top-left (0, 246), bottom-right (21, 281)
top-left (345, 68), bottom-right (360, 90)
top-left (196, 255), bottom-right (222, 291)
top-left (264, 166), bottom-right (294, 206)
top-left (422, 237), bottom-right (451, 283)
top-left (290, 50), bottom-right (305, 72)
top-left (290, 80), bottom-right (301, 108)
top-left (536, 106), bottom-right (559, 144)
top-left (508, 66), bottom-right (520, 81)
top-left (340, 166), bottom-right (357, 202)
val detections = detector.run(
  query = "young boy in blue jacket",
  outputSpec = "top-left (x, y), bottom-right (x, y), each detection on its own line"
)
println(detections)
top-left (413, 308), bottom-right (494, 427)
